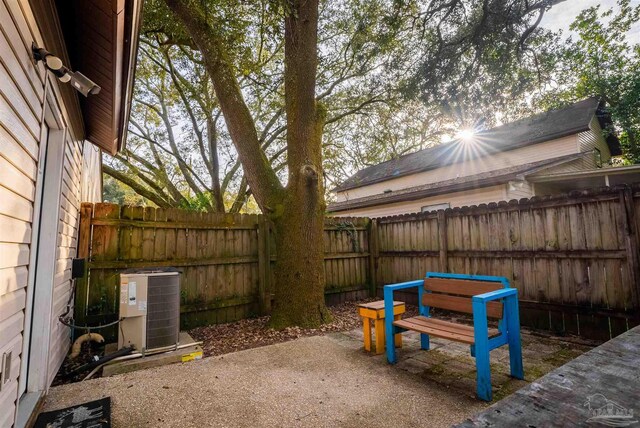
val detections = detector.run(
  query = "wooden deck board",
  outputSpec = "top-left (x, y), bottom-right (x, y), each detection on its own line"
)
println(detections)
top-left (456, 326), bottom-right (640, 427)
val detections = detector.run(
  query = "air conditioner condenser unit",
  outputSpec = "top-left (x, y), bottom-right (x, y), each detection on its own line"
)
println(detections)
top-left (118, 270), bottom-right (180, 352)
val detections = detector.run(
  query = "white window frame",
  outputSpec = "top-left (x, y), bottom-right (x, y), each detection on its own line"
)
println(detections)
top-left (421, 202), bottom-right (450, 212)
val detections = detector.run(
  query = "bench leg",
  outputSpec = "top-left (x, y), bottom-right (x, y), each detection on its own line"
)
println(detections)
top-left (417, 287), bottom-right (429, 350)
top-left (384, 289), bottom-right (397, 364)
top-left (420, 333), bottom-right (430, 350)
top-left (475, 347), bottom-right (492, 402)
top-left (508, 331), bottom-right (524, 380)
top-left (473, 300), bottom-right (492, 401)
top-left (394, 315), bottom-right (402, 348)
top-left (506, 297), bottom-right (524, 380)
top-left (374, 319), bottom-right (385, 354)
top-left (362, 317), bottom-right (372, 352)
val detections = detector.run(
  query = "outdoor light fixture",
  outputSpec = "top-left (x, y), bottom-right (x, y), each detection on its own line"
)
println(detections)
top-left (32, 43), bottom-right (101, 97)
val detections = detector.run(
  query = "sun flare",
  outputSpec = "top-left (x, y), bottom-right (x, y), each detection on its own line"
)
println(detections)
top-left (456, 128), bottom-right (476, 142)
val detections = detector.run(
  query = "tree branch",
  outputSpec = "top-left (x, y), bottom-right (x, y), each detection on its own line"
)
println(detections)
top-left (103, 164), bottom-right (173, 208)
top-left (164, 0), bottom-right (284, 212)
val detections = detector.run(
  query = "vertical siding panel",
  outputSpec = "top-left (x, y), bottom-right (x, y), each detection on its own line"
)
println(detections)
top-left (48, 138), bottom-right (88, 385)
top-left (0, 2), bottom-right (44, 423)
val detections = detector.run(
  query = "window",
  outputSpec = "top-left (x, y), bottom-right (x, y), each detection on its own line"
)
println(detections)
top-left (421, 202), bottom-right (450, 212)
top-left (594, 148), bottom-right (602, 168)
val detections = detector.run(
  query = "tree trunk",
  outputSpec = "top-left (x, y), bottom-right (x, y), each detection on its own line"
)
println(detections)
top-left (270, 198), bottom-right (330, 328)
top-left (267, 0), bottom-right (329, 328)
top-left (270, 114), bottom-right (329, 327)
top-left (207, 115), bottom-right (225, 212)
top-left (164, 0), bottom-right (330, 328)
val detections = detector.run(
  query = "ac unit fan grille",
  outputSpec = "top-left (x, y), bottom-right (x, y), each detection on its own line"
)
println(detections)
top-left (146, 274), bottom-right (180, 349)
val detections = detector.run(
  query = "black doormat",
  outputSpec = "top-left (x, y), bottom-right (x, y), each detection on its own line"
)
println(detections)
top-left (34, 397), bottom-right (111, 428)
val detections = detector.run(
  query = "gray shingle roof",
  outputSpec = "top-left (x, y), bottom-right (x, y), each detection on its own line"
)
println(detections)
top-left (334, 98), bottom-right (620, 192)
top-left (328, 153), bottom-right (587, 213)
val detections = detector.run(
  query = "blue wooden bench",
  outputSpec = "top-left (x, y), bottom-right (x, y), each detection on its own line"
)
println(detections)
top-left (384, 272), bottom-right (524, 401)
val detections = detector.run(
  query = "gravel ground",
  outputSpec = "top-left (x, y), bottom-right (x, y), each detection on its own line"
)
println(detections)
top-left (43, 334), bottom-right (485, 428)
top-left (190, 300), bottom-right (418, 357)
top-left (42, 306), bottom-right (595, 428)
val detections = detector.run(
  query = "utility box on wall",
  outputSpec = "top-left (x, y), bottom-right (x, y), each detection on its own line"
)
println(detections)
top-left (118, 270), bottom-right (181, 352)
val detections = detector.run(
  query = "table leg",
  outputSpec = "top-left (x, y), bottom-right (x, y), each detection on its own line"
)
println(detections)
top-left (362, 317), bottom-right (372, 352)
top-left (394, 314), bottom-right (403, 348)
top-left (374, 318), bottom-right (385, 354)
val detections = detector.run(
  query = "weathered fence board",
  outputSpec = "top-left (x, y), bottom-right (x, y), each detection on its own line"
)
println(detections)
top-left (372, 187), bottom-right (640, 341)
top-left (76, 204), bottom-right (371, 339)
top-left (76, 187), bottom-right (640, 342)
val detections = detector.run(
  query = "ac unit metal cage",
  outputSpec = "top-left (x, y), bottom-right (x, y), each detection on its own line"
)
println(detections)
top-left (118, 270), bottom-right (180, 352)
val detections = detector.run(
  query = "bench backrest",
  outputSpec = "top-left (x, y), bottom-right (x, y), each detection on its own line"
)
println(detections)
top-left (423, 277), bottom-right (504, 318)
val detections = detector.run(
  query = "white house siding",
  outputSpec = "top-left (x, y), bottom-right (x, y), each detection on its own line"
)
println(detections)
top-left (0, 0), bottom-right (46, 424)
top-left (47, 136), bottom-right (101, 387)
top-left (578, 117), bottom-right (612, 163)
top-left (332, 184), bottom-right (508, 218)
top-left (48, 133), bottom-right (81, 386)
top-left (337, 134), bottom-right (580, 202)
top-left (0, 1), bottom-right (101, 425)
top-left (528, 154), bottom-right (598, 177)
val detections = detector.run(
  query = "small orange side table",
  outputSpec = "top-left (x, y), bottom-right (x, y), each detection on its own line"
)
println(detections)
top-left (357, 300), bottom-right (405, 354)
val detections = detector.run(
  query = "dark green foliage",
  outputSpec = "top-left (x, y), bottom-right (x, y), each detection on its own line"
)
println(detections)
top-left (537, 0), bottom-right (640, 162)
top-left (102, 176), bottom-right (125, 205)
top-left (398, 0), bottom-right (564, 120)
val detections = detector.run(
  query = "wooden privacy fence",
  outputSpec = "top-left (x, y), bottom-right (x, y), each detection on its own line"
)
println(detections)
top-left (76, 186), bottom-right (640, 341)
top-left (75, 203), bottom-right (371, 339)
top-left (372, 186), bottom-right (640, 341)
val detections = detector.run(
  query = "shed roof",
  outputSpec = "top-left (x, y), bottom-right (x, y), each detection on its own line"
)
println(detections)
top-left (335, 98), bottom-right (621, 192)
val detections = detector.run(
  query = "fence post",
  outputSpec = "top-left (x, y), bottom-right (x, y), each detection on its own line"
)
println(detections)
top-left (437, 210), bottom-right (448, 272)
top-left (368, 219), bottom-right (378, 297)
top-left (257, 215), bottom-right (271, 314)
top-left (75, 202), bottom-right (94, 326)
top-left (620, 188), bottom-right (640, 310)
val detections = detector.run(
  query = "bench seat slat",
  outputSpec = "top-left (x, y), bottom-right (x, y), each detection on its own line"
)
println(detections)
top-left (422, 293), bottom-right (503, 318)
top-left (393, 316), bottom-right (499, 344)
top-left (424, 278), bottom-right (502, 296)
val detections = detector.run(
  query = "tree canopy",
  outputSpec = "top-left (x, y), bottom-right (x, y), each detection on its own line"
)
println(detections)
top-left (104, 0), bottom-right (640, 211)
top-left (537, 0), bottom-right (640, 162)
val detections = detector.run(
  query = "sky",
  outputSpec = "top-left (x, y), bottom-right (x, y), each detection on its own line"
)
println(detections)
top-left (541, 0), bottom-right (640, 44)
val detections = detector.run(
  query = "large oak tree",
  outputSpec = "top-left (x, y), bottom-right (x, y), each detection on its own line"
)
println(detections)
top-left (152, 0), bottom-right (566, 328)
top-left (164, 0), bottom-right (331, 327)
top-left (106, 1), bottom-right (399, 213)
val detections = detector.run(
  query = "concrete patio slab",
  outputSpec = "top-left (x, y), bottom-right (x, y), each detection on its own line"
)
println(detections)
top-left (42, 329), bottom-right (593, 428)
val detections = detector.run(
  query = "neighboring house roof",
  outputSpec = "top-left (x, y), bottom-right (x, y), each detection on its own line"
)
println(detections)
top-left (334, 98), bottom-right (621, 192)
top-left (529, 163), bottom-right (640, 183)
top-left (328, 153), bottom-right (587, 212)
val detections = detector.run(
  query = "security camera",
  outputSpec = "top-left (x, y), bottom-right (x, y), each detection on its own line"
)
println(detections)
top-left (67, 70), bottom-right (101, 97)
top-left (31, 42), bottom-right (101, 97)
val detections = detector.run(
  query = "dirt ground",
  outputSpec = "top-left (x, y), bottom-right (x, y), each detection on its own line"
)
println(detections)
top-left (189, 299), bottom-right (418, 357)
top-left (43, 322), bottom-right (594, 428)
